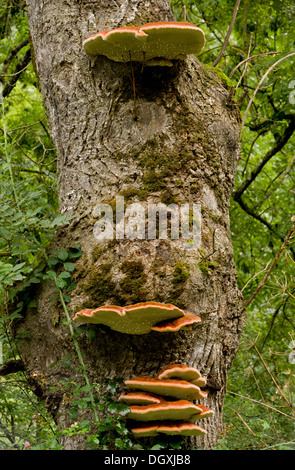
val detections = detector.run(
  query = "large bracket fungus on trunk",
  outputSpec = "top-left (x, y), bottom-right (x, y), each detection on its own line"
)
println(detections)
top-left (83, 21), bottom-right (205, 66)
top-left (73, 301), bottom-right (201, 335)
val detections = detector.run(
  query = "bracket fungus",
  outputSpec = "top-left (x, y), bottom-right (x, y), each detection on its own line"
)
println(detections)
top-left (124, 376), bottom-right (207, 400)
top-left (151, 312), bottom-right (201, 332)
top-left (192, 405), bottom-right (214, 421)
top-left (127, 400), bottom-right (204, 422)
top-left (119, 391), bottom-right (166, 405)
top-left (130, 421), bottom-right (207, 438)
top-left (73, 301), bottom-right (201, 335)
top-left (120, 363), bottom-right (213, 439)
top-left (157, 363), bottom-right (206, 387)
top-left (83, 21), bottom-right (205, 65)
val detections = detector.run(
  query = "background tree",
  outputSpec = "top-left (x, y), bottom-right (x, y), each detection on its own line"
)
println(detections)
top-left (0, 0), bottom-right (294, 451)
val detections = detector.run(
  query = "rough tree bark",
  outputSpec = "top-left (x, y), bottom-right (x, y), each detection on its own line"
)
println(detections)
top-left (17, 0), bottom-right (246, 449)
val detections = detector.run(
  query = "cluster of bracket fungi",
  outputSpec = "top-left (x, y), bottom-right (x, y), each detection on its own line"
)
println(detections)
top-left (77, 19), bottom-right (210, 439)
top-left (119, 364), bottom-right (213, 438)
top-left (73, 303), bottom-right (211, 437)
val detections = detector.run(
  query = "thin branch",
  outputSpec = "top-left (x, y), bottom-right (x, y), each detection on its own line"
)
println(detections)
top-left (0, 61), bottom-right (31, 78)
top-left (235, 32), bottom-right (252, 90)
top-left (249, 367), bottom-right (280, 438)
top-left (234, 410), bottom-right (267, 446)
top-left (233, 196), bottom-right (279, 236)
top-left (227, 391), bottom-right (295, 421)
top-left (252, 344), bottom-right (295, 415)
top-left (212, 0), bottom-right (241, 67)
top-left (0, 37), bottom-right (29, 77)
top-left (241, 52), bottom-right (295, 129)
top-left (229, 51), bottom-right (282, 79)
top-left (0, 421), bottom-right (19, 449)
top-left (233, 116), bottom-right (295, 200)
top-left (241, 261), bottom-right (271, 292)
top-left (2, 48), bottom-right (31, 98)
top-left (244, 221), bottom-right (295, 308)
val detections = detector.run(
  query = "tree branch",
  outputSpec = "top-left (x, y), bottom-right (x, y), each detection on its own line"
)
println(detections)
top-left (212, 0), bottom-right (241, 67)
top-left (0, 37), bottom-right (29, 76)
top-left (233, 195), bottom-right (279, 236)
top-left (229, 51), bottom-right (282, 79)
top-left (241, 51), bottom-right (295, 129)
top-left (0, 359), bottom-right (25, 376)
top-left (244, 221), bottom-right (295, 308)
top-left (2, 48), bottom-right (31, 98)
top-left (233, 116), bottom-right (295, 201)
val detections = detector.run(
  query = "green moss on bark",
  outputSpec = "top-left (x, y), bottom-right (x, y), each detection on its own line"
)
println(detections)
top-left (166, 260), bottom-right (190, 308)
top-left (81, 263), bottom-right (117, 308)
top-left (119, 260), bottom-right (148, 304)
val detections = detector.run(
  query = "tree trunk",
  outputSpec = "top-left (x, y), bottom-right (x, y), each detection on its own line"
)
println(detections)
top-left (19, 0), bottom-right (245, 449)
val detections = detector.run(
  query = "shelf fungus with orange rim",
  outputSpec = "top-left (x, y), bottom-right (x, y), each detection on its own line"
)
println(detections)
top-left (157, 363), bottom-right (207, 387)
top-left (83, 21), bottom-right (205, 66)
top-left (124, 376), bottom-right (207, 400)
top-left (127, 400), bottom-right (205, 422)
top-left (72, 301), bottom-right (201, 335)
top-left (130, 421), bottom-right (207, 438)
top-left (118, 391), bottom-right (167, 406)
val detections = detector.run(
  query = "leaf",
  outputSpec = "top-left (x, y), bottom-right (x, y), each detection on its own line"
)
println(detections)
top-left (51, 213), bottom-right (68, 227)
top-left (107, 403), bottom-right (119, 414)
top-left (106, 381), bottom-right (116, 395)
top-left (68, 408), bottom-right (79, 420)
top-left (58, 271), bottom-right (71, 279)
top-left (55, 278), bottom-right (67, 289)
top-left (47, 256), bottom-right (60, 266)
top-left (85, 327), bottom-right (96, 340)
top-left (44, 270), bottom-right (56, 281)
top-left (117, 404), bottom-right (130, 416)
top-left (63, 262), bottom-right (75, 272)
top-left (151, 444), bottom-right (165, 450)
top-left (56, 249), bottom-right (68, 261)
